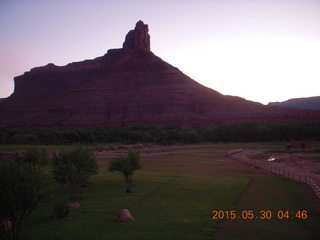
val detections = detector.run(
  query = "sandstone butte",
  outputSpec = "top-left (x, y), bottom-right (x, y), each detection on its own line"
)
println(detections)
top-left (1, 20), bottom-right (320, 129)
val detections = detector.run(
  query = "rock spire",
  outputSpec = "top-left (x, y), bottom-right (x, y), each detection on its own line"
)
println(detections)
top-left (1, 20), bottom-right (320, 129)
top-left (123, 20), bottom-right (150, 52)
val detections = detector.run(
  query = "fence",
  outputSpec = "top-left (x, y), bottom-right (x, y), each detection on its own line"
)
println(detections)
top-left (230, 152), bottom-right (320, 199)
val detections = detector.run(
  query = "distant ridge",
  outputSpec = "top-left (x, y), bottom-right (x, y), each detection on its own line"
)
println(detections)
top-left (0, 98), bottom-right (4, 103)
top-left (1, 21), bottom-right (320, 129)
top-left (268, 96), bottom-right (320, 111)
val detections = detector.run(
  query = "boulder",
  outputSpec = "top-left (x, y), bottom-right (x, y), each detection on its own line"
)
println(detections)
top-left (117, 209), bottom-right (134, 222)
top-left (69, 202), bottom-right (80, 208)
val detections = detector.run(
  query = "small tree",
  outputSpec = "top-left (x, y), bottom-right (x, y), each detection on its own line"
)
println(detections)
top-left (51, 145), bottom-right (98, 200)
top-left (0, 160), bottom-right (49, 240)
top-left (18, 148), bottom-right (49, 170)
top-left (108, 149), bottom-right (143, 193)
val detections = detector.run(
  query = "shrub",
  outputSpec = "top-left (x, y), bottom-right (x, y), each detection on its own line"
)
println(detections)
top-left (108, 149), bottom-right (143, 193)
top-left (0, 159), bottom-right (49, 240)
top-left (51, 145), bottom-right (98, 200)
top-left (20, 148), bottom-right (49, 170)
top-left (53, 199), bottom-right (70, 219)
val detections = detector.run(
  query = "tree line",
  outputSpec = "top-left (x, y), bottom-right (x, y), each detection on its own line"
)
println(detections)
top-left (0, 121), bottom-right (320, 145)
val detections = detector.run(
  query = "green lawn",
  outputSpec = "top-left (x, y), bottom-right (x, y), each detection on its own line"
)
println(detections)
top-left (216, 175), bottom-right (320, 240)
top-left (20, 170), bottom-right (251, 240)
top-left (20, 170), bottom-right (320, 239)
top-left (3, 143), bottom-right (320, 239)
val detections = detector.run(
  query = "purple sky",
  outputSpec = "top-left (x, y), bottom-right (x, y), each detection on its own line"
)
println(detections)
top-left (1, 0), bottom-right (319, 104)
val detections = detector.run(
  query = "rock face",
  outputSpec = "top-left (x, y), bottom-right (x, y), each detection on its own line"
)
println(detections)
top-left (117, 209), bottom-right (134, 222)
top-left (268, 96), bottom-right (320, 111)
top-left (0, 20), bottom-right (320, 129)
top-left (123, 20), bottom-right (150, 52)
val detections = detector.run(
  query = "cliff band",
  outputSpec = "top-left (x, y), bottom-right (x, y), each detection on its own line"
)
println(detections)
top-left (1, 20), bottom-right (320, 129)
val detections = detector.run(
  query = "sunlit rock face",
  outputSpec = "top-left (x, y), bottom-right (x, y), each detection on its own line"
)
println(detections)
top-left (1, 21), bottom-right (320, 129)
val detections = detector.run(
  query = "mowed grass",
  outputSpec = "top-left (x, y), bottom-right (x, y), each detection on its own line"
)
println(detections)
top-left (216, 175), bottom-right (320, 240)
top-left (10, 144), bottom-right (320, 239)
top-left (20, 169), bottom-right (250, 240)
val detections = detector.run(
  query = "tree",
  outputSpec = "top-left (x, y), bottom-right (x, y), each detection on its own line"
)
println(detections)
top-left (0, 160), bottom-right (49, 240)
top-left (18, 148), bottom-right (49, 170)
top-left (51, 145), bottom-right (98, 200)
top-left (108, 150), bottom-right (143, 193)
top-left (183, 129), bottom-right (202, 144)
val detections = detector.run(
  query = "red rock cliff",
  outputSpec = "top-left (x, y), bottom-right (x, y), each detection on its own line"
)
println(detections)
top-left (123, 20), bottom-right (150, 52)
top-left (0, 21), bottom-right (320, 129)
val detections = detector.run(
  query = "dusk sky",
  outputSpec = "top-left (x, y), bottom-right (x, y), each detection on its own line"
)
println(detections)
top-left (1, 0), bottom-right (319, 104)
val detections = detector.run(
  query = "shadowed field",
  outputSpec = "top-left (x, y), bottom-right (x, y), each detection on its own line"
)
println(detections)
top-left (12, 144), bottom-right (320, 239)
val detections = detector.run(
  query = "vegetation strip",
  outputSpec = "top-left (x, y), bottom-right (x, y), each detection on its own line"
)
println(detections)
top-left (1, 121), bottom-right (320, 145)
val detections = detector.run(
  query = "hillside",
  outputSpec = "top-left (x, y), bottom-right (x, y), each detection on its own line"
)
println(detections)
top-left (268, 96), bottom-right (320, 111)
top-left (1, 20), bottom-right (320, 129)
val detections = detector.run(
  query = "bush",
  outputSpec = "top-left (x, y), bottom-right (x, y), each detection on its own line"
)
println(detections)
top-left (53, 199), bottom-right (70, 219)
top-left (52, 145), bottom-right (98, 200)
top-left (20, 148), bottom-right (49, 170)
top-left (0, 160), bottom-right (50, 240)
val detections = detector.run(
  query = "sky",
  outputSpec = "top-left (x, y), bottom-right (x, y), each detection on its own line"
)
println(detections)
top-left (1, 0), bottom-right (319, 104)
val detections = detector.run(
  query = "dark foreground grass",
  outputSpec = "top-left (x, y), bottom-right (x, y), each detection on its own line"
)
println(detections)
top-left (19, 170), bottom-right (320, 240)
top-left (20, 169), bottom-right (250, 240)
top-left (216, 175), bottom-right (320, 240)
top-left (7, 144), bottom-right (320, 239)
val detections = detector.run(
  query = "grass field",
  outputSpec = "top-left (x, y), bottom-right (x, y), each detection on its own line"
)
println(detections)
top-left (3, 142), bottom-right (320, 239)
top-left (21, 170), bottom-right (250, 240)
